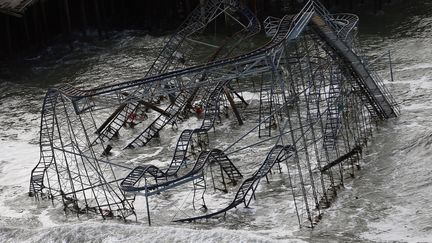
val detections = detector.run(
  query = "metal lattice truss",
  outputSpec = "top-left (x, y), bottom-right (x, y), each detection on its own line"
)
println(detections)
top-left (29, 0), bottom-right (399, 227)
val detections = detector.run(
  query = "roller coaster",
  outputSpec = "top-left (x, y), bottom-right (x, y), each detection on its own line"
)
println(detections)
top-left (29, 0), bottom-right (399, 228)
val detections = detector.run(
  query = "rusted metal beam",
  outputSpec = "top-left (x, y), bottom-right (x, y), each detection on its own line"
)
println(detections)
top-left (137, 100), bottom-right (171, 117)
top-left (96, 103), bottom-right (127, 134)
top-left (224, 87), bottom-right (243, 126)
top-left (321, 146), bottom-right (362, 172)
top-left (122, 91), bottom-right (171, 116)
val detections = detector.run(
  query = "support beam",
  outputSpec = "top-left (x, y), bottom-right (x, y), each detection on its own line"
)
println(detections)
top-left (137, 100), bottom-right (171, 117)
top-left (95, 98), bottom-right (172, 136)
top-left (80, 0), bottom-right (88, 36)
top-left (63, 0), bottom-right (73, 49)
top-left (229, 86), bottom-right (249, 106)
top-left (40, 0), bottom-right (48, 44)
top-left (22, 14), bottom-right (30, 44)
top-left (96, 103), bottom-right (127, 134)
top-left (321, 146), bottom-right (362, 172)
top-left (5, 15), bottom-right (12, 56)
top-left (224, 87), bottom-right (244, 125)
top-left (94, 0), bottom-right (102, 39)
top-left (120, 91), bottom-right (171, 116)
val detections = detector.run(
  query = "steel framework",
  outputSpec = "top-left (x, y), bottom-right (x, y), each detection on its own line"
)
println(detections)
top-left (29, 0), bottom-right (399, 228)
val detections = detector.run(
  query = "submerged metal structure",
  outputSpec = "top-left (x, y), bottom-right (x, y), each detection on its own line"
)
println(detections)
top-left (29, 0), bottom-right (399, 228)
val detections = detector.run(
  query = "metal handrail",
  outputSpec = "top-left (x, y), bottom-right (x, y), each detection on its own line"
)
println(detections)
top-left (352, 44), bottom-right (400, 115)
top-left (311, 0), bottom-right (399, 116)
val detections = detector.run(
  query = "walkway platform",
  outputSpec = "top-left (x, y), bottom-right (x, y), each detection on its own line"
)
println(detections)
top-left (0, 0), bottom-right (38, 17)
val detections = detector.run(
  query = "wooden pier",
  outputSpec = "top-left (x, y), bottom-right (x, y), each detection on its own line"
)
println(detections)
top-left (0, 0), bottom-right (399, 59)
top-left (0, 0), bottom-right (38, 17)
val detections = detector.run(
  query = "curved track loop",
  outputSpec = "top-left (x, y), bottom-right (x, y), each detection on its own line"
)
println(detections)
top-left (29, 90), bottom-right (60, 197)
top-left (120, 80), bottom-right (234, 192)
top-left (120, 149), bottom-right (242, 193)
top-left (29, 90), bottom-right (136, 218)
top-left (174, 145), bottom-right (294, 222)
top-left (161, 79), bottom-right (228, 176)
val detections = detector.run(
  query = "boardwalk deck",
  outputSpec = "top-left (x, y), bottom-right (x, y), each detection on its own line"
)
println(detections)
top-left (0, 0), bottom-right (38, 17)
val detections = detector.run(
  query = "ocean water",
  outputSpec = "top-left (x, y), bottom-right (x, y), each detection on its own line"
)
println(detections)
top-left (1, 1), bottom-right (432, 242)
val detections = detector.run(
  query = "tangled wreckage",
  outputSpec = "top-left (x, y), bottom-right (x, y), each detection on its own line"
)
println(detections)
top-left (29, 0), bottom-right (399, 227)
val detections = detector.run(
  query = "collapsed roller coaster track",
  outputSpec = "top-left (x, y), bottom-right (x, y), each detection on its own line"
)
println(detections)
top-left (29, 0), bottom-right (399, 228)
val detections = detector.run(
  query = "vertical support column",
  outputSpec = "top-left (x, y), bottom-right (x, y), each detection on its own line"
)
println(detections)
top-left (388, 50), bottom-right (394, 82)
top-left (53, 99), bottom-right (80, 215)
top-left (258, 74), bottom-right (266, 138)
top-left (279, 45), bottom-right (315, 227)
top-left (59, 99), bottom-right (92, 217)
top-left (22, 14), bottom-right (30, 45)
top-left (80, 0), bottom-right (88, 36)
top-left (224, 87), bottom-right (244, 125)
top-left (63, 0), bottom-right (73, 49)
top-left (285, 152), bottom-right (302, 226)
top-left (40, 0), bottom-right (48, 44)
top-left (286, 99), bottom-right (314, 228)
top-left (331, 66), bottom-right (345, 187)
top-left (223, 0), bottom-right (231, 29)
top-left (144, 178), bottom-right (151, 226)
top-left (5, 15), bottom-right (12, 56)
top-left (94, 0), bottom-right (102, 40)
top-left (100, 0), bottom-right (107, 36)
top-left (351, 96), bottom-right (365, 170)
top-left (359, 99), bottom-right (372, 141)
top-left (299, 36), bottom-right (330, 207)
top-left (340, 97), bottom-right (355, 177)
top-left (292, 42), bottom-right (320, 213)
